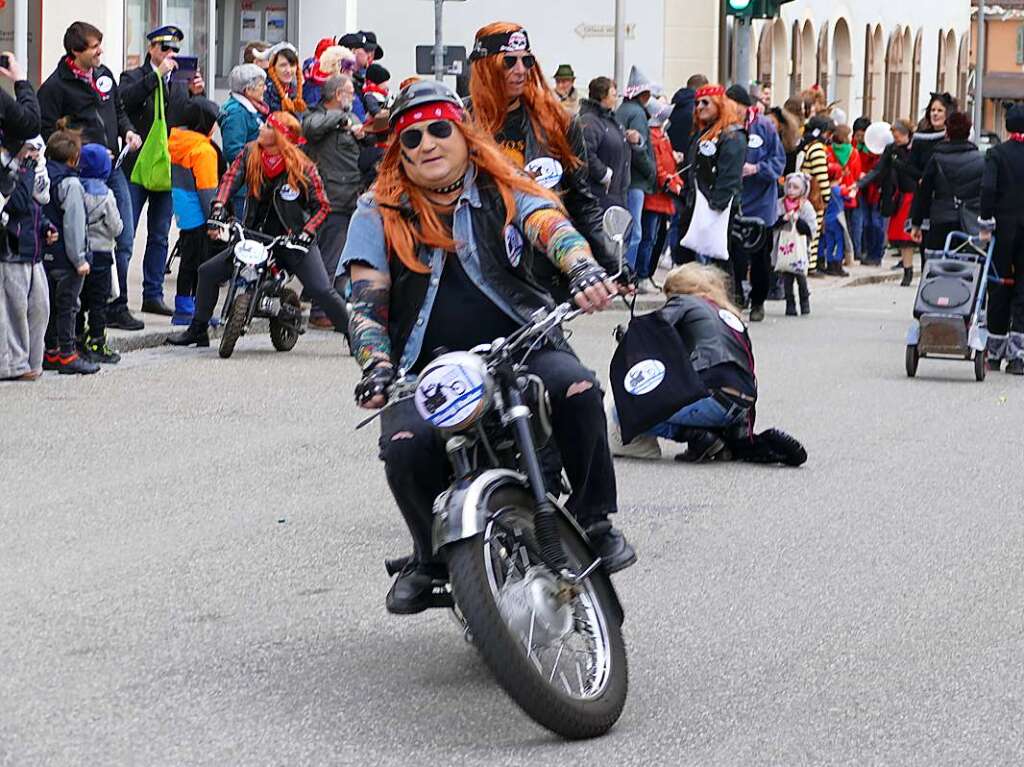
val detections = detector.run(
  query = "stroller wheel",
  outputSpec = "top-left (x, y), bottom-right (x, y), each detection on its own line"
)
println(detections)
top-left (974, 350), bottom-right (987, 382)
top-left (905, 345), bottom-right (920, 378)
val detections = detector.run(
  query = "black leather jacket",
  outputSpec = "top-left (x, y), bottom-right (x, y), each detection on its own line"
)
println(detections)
top-left (980, 139), bottom-right (1024, 223)
top-left (658, 294), bottom-right (755, 382)
top-left (910, 141), bottom-right (984, 227)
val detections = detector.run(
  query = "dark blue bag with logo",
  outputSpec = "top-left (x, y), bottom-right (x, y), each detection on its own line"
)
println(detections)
top-left (609, 310), bottom-right (708, 444)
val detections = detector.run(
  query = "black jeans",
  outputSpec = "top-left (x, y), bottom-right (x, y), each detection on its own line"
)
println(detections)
top-left (175, 226), bottom-right (212, 297)
top-left (987, 217), bottom-right (1024, 336)
top-left (315, 211), bottom-right (351, 308)
top-left (193, 243), bottom-right (349, 330)
top-left (75, 253), bottom-right (113, 341)
top-left (378, 348), bottom-right (619, 564)
top-left (747, 235), bottom-right (774, 307)
top-left (44, 268), bottom-right (84, 354)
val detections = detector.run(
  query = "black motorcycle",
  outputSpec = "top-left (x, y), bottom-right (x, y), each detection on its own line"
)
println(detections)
top-left (209, 221), bottom-right (306, 359)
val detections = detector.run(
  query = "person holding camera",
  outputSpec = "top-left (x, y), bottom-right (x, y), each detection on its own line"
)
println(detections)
top-left (119, 25), bottom-right (206, 318)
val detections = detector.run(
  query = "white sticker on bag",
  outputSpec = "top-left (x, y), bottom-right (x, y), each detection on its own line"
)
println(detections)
top-left (624, 359), bottom-right (666, 396)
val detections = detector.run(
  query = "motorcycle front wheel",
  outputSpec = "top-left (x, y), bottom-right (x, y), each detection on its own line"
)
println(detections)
top-left (446, 486), bottom-right (628, 739)
top-left (219, 290), bottom-right (251, 359)
top-left (269, 288), bottom-right (301, 352)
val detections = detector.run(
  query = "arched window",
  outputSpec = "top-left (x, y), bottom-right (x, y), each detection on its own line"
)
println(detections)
top-left (911, 29), bottom-right (924, 120)
top-left (864, 24), bottom-right (886, 120)
top-left (817, 22), bottom-right (830, 98)
top-left (832, 19), bottom-right (854, 114)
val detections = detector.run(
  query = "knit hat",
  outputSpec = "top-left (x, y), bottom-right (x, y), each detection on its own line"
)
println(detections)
top-left (623, 65), bottom-right (653, 99)
top-left (182, 96), bottom-right (220, 136)
top-left (366, 63), bottom-right (390, 86)
top-left (266, 42), bottom-right (298, 64)
top-left (725, 84), bottom-right (753, 107)
top-left (783, 172), bottom-right (811, 197)
top-left (1006, 103), bottom-right (1024, 133)
top-left (553, 64), bottom-right (575, 80)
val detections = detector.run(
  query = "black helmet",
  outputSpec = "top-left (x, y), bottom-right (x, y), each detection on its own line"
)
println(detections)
top-left (388, 80), bottom-right (464, 129)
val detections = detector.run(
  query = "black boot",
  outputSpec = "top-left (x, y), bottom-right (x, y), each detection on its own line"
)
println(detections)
top-left (800, 294), bottom-right (811, 315)
top-left (749, 304), bottom-right (765, 322)
top-left (584, 519), bottom-right (637, 573)
top-left (901, 267), bottom-right (913, 287)
top-left (165, 320), bottom-right (210, 347)
top-left (785, 299), bottom-right (797, 316)
top-left (675, 429), bottom-right (727, 463)
top-left (386, 560), bottom-right (449, 614)
top-left (1006, 359), bottom-right (1024, 376)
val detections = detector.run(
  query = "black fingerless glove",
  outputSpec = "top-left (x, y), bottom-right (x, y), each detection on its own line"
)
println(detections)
top-left (209, 202), bottom-right (229, 223)
top-left (354, 362), bottom-right (395, 406)
top-left (566, 259), bottom-right (609, 298)
top-left (615, 262), bottom-right (636, 288)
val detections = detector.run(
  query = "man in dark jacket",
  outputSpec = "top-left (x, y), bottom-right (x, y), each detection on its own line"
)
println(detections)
top-left (301, 73), bottom-right (362, 328)
top-left (577, 76), bottom-right (629, 210)
top-left (979, 104), bottom-right (1024, 374)
top-left (38, 21), bottom-right (144, 331)
top-left (667, 73), bottom-right (707, 154)
top-left (119, 25), bottom-right (206, 317)
top-left (0, 54), bottom-right (41, 147)
top-left (616, 65), bottom-right (656, 271)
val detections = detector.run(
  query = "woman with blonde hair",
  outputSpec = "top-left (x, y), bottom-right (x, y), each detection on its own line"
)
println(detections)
top-left (467, 21), bottom-right (619, 298)
top-left (610, 262), bottom-right (806, 465)
top-left (166, 111), bottom-right (349, 347)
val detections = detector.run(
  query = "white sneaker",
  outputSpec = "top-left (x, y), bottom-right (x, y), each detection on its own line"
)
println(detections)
top-left (605, 393), bottom-right (662, 459)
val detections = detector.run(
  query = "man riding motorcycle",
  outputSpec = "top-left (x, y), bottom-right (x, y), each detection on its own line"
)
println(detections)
top-left (467, 22), bottom-right (623, 299)
top-left (166, 111), bottom-right (349, 347)
top-left (340, 80), bottom-right (637, 614)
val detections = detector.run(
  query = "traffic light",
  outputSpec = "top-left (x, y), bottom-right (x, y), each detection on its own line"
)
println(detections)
top-left (726, 0), bottom-right (795, 18)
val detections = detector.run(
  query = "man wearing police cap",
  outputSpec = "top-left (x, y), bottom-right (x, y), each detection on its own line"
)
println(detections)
top-left (119, 25), bottom-right (206, 317)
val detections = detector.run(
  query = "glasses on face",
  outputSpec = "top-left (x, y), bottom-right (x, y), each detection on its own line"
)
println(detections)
top-left (696, 99), bottom-right (712, 107)
top-left (502, 54), bottom-right (536, 71)
top-left (399, 120), bottom-right (455, 150)
top-left (161, 45), bottom-right (180, 53)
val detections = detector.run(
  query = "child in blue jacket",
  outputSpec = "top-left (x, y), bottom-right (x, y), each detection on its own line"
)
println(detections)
top-left (818, 166), bottom-right (849, 277)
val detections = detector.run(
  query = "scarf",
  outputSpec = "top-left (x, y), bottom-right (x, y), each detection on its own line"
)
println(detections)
top-left (832, 142), bottom-right (853, 167)
top-left (783, 196), bottom-right (802, 214)
top-left (65, 56), bottom-right (109, 101)
top-left (261, 152), bottom-right (286, 179)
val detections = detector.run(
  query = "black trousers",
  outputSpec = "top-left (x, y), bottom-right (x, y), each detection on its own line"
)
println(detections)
top-left (747, 235), bottom-right (774, 307)
top-left (315, 211), bottom-right (351, 302)
top-left (193, 243), bottom-right (349, 330)
top-left (987, 217), bottom-right (1024, 336)
top-left (378, 348), bottom-right (619, 564)
top-left (75, 252), bottom-right (113, 341)
top-left (44, 268), bottom-right (84, 354)
top-left (175, 226), bottom-right (212, 297)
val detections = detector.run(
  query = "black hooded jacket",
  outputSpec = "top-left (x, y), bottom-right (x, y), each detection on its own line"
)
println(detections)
top-left (910, 140), bottom-right (984, 227)
top-left (980, 138), bottom-right (1024, 223)
top-left (38, 58), bottom-right (134, 152)
top-left (577, 97), bottom-right (630, 209)
top-left (666, 87), bottom-right (696, 154)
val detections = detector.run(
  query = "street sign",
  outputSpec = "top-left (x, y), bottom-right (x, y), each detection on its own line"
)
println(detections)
top-left (574, 23), bottom-right (636, 39)
top-left (415, 45), bottom-right (467, 76)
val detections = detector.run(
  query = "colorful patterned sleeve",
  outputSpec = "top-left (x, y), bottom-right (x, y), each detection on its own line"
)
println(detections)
top-left (522, 208), bottom-right (594, 271)
top-left (348, 277), bottom-right (392, 371)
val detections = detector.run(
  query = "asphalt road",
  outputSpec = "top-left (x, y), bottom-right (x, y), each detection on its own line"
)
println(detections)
top-left (2, 280), bottom-right (1022, 766)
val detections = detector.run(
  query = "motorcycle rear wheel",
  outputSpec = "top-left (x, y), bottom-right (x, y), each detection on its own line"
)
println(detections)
top-left (270, 288), bottom-right (301, 352)
top-left (219, 290), bottom-right (251, 359)
top-left (446, 486), bottom-right (628, 739)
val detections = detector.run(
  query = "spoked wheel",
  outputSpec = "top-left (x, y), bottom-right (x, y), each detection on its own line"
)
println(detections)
top-left (974, 349), bottom-right (987, 382)
top-left (905, 344), bottom-right (919, 378)
top-left (445, 486), bottom-right (627, 739)
top-left (219, 290), bottom-right (251, 359)
top-left (270, 288), bottom-right (301, 352)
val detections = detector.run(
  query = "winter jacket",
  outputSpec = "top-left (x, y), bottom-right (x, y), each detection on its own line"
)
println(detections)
top-left (857, 143), bottom-right (883, 207)
top-left (687, 124), bottom-right (747, 213)
top-left (0, 81), bottom-right (42, 147)
top-left (169, 128), bottom-right (219, 231)
top-left (215, 146), bottom-right (331, 238)
top-left (644, 126), bottom-right (682, 216)
top-left (557, 87), bottom-right (580, 117)
top-left (118, 58), bottom-right (201, 176)
top-left (577, 98), bottom-right (630, 209)
top-left (78, 144), bottom-right (122, 254)
top-left (827, 143), bottom-right (863, 209)
top-left (824, 185), bottom-right (845, 225)
top-left (908, 129), bottom-right (945, 179)
top-left (265, 78), bottom-right (305, 116)
top-left (666, 87), bottom-right (695, 155)
top-left (301, 104), bottom-right (363, 214)
top-left (42, 161), bottom-right (88, 271)
top-left (979, 138), bottom-right (1024, 224)
top-left (38, 58), bottom-right (134, 152)
top-left (616, 97), bottom-right (655, 194)
top-left (910, 140), bottom-right (984, 228)
top-left (658, 294), bottom-right (756, 387)
top-left (218, 94), bottom-right (265, 165)
top-left (771, 197), bottom-right (818, 266)
top-left (740, 113), bottom-right (786, 224)
top-left (860, 141), bottom-right (917, 217)
top-left (1, 162), bottom-right (52, 265)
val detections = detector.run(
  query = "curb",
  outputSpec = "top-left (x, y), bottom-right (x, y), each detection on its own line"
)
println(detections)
top-left (108, 317), bottom-right (274, 354)
top-left (842, 272), bottom-right (903, 288)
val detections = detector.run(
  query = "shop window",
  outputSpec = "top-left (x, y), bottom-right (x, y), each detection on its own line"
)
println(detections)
top-left (125, 0), bottom-right (160, 69)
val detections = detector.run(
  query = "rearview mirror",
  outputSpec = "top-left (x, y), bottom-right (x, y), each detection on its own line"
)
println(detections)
top-left (602, 206), bottom-right (632, 243)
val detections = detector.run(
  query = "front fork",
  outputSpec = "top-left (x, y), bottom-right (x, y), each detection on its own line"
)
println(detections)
top-left (502, 378), bottom-right (569, 573)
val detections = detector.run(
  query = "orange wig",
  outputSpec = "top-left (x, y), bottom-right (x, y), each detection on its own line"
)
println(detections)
top-left (694, 86), bottom-right (747, 143)
top-left (375, 117), bottom-right (561, 274)
top-left (468, 21), bottom-right (580, 170)
top-left (244, 111), bottom-right (312, 199)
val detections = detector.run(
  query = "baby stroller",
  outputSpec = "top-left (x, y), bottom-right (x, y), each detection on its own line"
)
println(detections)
top-left (905, 231), bottom-right (1005, 381)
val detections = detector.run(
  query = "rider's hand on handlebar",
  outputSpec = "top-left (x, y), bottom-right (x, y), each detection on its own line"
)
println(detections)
top-left (285, 230), bottom-right (315, 252)
top-left (355, 363), bottom-right (395, 409)
top-left (567, 260), bottom-right (615, 314)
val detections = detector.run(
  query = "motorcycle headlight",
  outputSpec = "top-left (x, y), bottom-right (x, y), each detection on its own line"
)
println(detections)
top-left (414, 352), bottom-right (494, 432)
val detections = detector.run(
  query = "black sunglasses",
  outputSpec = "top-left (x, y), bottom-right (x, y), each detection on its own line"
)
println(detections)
top-left (696, 99), bottom-right (712, 107)
top-left (502, 54), bottom-right (536, 71)
top-left (161, 45), bottom-right (180, 53)
top-left (399, 120), bottom-right (454, 149)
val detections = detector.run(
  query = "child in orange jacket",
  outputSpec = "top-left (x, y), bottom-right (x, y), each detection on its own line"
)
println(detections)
top-left (636, 104), bottom-right (683, 285)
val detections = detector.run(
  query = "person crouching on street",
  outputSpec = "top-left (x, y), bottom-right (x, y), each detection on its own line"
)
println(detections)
top-left (0, 138), bottom-right (55, 381)
top-left (168, 97), bottom-right (223, 326)
top-left (166, 111), bottom-right (348, 348)
top-left (41, 127), bottom-right (98, 375)
top-left (609, 263), bottom-right (806, 466)
top-left (76, 143), bottom-right (124, 364)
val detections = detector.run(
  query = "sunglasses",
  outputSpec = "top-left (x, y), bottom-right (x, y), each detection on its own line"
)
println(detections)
top-left (161, 45), bottom-right (180, 53)
top-left (502, 54), bottom-right (536, 71)
top-left (696, 99), bottom-right (712, 107)
top-left (399, 120), bottom-right (454, 149)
